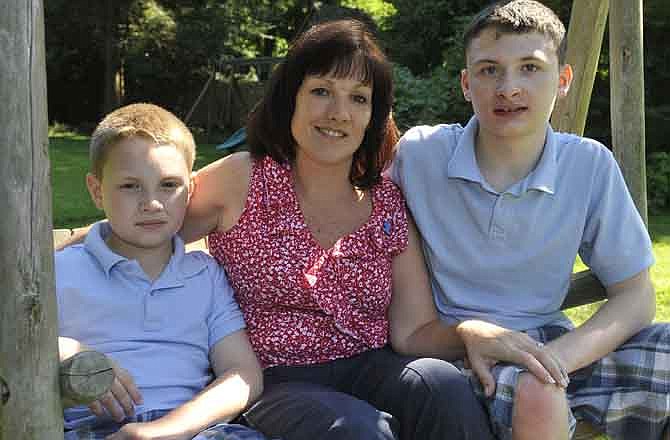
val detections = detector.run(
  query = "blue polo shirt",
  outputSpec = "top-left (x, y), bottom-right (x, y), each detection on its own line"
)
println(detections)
top-left (56, 221), bottom-right (245, 427)
top-left (391, 116), bottom-right (654, 331)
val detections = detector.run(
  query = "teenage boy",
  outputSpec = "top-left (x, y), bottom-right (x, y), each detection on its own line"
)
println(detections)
top-left (56, 103), bottom-right (266, 440)
top-left (391, 1), bottom-right (669, 439)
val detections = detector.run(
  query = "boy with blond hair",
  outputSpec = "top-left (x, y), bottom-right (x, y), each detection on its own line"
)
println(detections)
top-left (392, 1), bottom-right (669, 439)
top-left (56, 103), bottom-right (267, 440)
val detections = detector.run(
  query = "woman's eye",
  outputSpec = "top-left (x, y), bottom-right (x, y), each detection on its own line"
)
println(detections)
top-left (352, 94), bottom-right (369, 105)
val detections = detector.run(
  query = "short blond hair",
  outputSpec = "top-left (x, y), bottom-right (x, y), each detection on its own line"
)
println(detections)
top-left (89, 103), bottom-right (196, 177)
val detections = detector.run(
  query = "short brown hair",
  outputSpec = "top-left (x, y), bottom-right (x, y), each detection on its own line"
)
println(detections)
top-left (464, 0), bottom-right (567, 65)
top-left (89, 103), bottom-right (196, 177)
top-left (246, 19), bottom-right (398, 189)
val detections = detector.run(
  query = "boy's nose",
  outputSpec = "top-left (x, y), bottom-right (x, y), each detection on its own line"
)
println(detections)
top-left (496, 77), bottom-right (522, 98)
top-left (140, 197), bottom-right (164, 211)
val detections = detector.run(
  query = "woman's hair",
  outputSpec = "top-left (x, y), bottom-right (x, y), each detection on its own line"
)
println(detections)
top-left (246, 19), bottom-right (398, 189)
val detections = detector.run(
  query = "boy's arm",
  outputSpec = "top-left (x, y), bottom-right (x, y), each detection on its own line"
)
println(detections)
top-left (389, 214), bottom-right (568, 395)
top-left (546, 269), bottom-right (655, 374)
top-left (107, 329), bottom-right (263, 440)
top-left (59, 337), bottom-right (143, 421)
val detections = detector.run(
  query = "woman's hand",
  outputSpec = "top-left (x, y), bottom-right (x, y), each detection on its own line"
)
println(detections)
top-left (456, 320), bottom-right (569, 396)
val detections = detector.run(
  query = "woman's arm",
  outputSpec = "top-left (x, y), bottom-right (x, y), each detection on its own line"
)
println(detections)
top-left (388, 213), bottom-right (466, 359)
top-left (180, 152), bottom-right (252, 243)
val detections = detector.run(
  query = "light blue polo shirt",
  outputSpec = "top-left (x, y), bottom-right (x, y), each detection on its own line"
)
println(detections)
top-left (56, 221), bottom-right (245, 428)
top-left (391, 116), bottom-right (654, 331)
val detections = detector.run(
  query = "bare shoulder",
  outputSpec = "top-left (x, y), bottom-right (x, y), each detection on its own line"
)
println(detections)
top-left (181, 152), bottom-right (253, 241)
top-left (193, 151), bottom-right (252, 208)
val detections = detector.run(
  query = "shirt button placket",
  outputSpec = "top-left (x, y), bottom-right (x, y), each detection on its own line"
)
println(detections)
top-left (144, 288), bottom-right (162, 331)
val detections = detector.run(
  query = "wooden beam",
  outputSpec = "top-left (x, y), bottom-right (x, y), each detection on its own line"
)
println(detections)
top-left (609, 0), bottom-right (648, 225)
top-left (561, 271), bottom-right (606, 310)
top-left (0, 0), bottom-right (63, 437)
top-left (551, 0), bottom-right (609, 135)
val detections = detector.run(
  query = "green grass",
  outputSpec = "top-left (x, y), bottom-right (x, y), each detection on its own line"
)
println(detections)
top-left (49, 132), bottom-right (670, 325)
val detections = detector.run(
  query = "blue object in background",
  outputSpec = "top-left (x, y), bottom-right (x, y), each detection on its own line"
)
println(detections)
top-left (216, 127), bottom-right (247, 151)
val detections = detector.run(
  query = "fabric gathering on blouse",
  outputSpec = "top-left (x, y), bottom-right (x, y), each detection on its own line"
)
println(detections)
top-left (208, 156), bottom-right (409, 368)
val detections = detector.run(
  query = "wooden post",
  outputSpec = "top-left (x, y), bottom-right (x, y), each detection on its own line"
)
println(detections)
top-left (609, 0), bottom-right (648, 225)
top-left (551, 0), bottom-right (609, 135)
top-left (0, 0), bottom-right (63, 438)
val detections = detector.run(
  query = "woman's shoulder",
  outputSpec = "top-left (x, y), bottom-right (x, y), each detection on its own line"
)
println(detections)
top-left (194, 152), bottom-right (252, 201)
top-left (375, 175), bottom-right (405, 206)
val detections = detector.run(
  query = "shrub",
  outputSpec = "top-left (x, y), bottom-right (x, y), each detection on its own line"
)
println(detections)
top-left (392, 65), bottom-right (471, 133)
top-left (647, 152), bottom-right (670, 213)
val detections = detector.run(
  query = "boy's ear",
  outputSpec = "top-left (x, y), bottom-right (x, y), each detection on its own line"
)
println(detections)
top-left (558, 64), bottom-right (573, 98)
top-left (86, 173), bottom-right (105, 210)
top-left (460, 69), bottom-right (472, 102)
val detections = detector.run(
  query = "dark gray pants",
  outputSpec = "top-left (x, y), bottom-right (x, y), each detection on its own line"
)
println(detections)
top-left (243, 347), bottom-right (494, 440)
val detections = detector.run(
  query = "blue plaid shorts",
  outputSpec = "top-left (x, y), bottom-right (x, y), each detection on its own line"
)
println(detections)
top-left (64, 409), bottom-right (271, 440)
top-left (461, 323), bottom-right (670, 440)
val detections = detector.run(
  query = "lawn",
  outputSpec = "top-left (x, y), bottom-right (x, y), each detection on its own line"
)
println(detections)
top-left (49, 133), bottom-right (670, 324)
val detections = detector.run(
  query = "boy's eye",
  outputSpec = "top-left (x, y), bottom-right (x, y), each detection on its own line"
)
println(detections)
top-left (120, 183), bottom-right (140, 191)
top-left (161, 180), bottom-right (181, 190)
top-left (522, 63), bottom-right (539, 73)
top-left (310, 87), bottom-right (329, 97)
top-left (480, 66), bottom-right (497, 76)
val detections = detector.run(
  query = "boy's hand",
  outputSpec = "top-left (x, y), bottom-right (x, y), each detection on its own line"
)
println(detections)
top-left (90, 362), bottom-right (143, 422)
top-left (104, 421), bottom-right (189, 440)
top-left (456, 320), bottom-right (569, 396)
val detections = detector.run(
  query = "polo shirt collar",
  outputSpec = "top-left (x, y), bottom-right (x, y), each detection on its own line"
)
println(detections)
top-left (447, 116), bottom-right (484, 184)
top-left (84, 221), bottom-right (206, 283)
top-left (446, 116), bottom-right (557, 195)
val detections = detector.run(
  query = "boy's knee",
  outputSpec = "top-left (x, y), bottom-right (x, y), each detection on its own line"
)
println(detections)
top-left (513, 373), bottom-right (568, 437)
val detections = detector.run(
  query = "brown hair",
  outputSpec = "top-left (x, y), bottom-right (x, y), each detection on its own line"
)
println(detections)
top-left (89, 103), bottom-right (196, 177)
top-left (464, 0), bottom-right (567, 65)
top-left (246, 19), bottom-right (398, 189)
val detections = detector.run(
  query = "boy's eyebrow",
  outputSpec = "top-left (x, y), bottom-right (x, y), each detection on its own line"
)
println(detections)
top-left (471, 54), bottom-right (548, 66)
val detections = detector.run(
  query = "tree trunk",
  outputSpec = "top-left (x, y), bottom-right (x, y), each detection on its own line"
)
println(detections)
top-left (609, 0), bottom-right (647, 225)
top-left (0, 0), bottom-right (63, 438)
top-left (103, 0), bottom-right (122, 114)
top-left (551, 0), bottom-right (609, 135)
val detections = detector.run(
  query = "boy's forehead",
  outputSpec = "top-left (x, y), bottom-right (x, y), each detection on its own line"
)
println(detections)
top-left (466, 28), bottom-right (559, 64)
top-left (106, 136), bottom-right (192, 171)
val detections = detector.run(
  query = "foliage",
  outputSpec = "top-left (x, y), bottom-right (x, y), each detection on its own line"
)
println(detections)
top-left (647, 152), bottom-right (670, 213)
top-left (393, 65), bottom-right (470, 132)
top-left (390, 13), bottom-right (471, 132)
top-left (383, 0), bottom-right (487, 75)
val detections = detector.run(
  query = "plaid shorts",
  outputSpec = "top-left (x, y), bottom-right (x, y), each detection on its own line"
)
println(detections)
top-left (461, 323), bottom-right (670, 440)
top-left (64, 409), bottom-right (271, 440)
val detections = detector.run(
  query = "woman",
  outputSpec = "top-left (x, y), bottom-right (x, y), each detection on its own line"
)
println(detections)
top-left (182, 20), bottom-right (493, 440)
